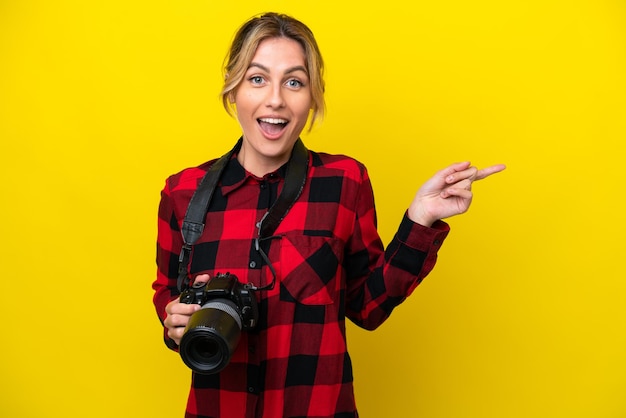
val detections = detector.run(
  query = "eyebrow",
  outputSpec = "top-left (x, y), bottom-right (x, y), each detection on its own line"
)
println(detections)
top-left (248, 62), bottom-right (308, 75)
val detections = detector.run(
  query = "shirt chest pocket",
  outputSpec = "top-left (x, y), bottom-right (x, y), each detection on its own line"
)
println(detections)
top-left (277, 234), bottom-right (343, 305)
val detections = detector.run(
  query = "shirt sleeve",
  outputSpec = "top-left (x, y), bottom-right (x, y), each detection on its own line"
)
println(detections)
top-left (344, 168), bottom-right (450, 330)
top-left (153, 176), bottom-right (184, 351)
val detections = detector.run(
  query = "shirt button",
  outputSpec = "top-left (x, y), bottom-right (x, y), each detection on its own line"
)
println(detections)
top-left (248, 386), bottom-right (255, 393)
top-left (249, 261), bottom-right (257, 268)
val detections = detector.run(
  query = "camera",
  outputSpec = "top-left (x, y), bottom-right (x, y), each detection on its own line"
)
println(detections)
top-left (179, 273), bottom-right (259, 374)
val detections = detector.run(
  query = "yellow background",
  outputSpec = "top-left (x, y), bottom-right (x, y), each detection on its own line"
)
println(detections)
top-left (1, 0), bottom-right (625, 417)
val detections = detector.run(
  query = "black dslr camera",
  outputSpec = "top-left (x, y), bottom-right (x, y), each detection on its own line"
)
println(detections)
top-left (179, 273), bottom-right (259, 375)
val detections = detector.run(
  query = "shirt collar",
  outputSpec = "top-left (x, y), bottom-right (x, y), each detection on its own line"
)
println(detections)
top-left (220, 151), bottom-right (288, 196)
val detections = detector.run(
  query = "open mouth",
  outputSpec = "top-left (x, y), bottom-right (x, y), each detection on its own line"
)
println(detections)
top-left (258, 118), bottom-right (288, 136)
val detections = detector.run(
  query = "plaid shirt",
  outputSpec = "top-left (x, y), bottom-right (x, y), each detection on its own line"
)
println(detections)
top-left (153, 142), bottom-right (449, 418)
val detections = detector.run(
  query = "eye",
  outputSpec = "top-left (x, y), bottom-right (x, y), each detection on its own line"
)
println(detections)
top-left (249, 75), bottom-right (265, 85)
top-left (286, 78), bottom-right (304, 89)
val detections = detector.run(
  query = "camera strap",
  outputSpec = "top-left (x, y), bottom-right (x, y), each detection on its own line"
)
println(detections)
top-left (177, 138), bottom-right (309, 292)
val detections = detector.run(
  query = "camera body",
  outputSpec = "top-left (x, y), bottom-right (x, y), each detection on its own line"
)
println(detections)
top-left (180, 273), bottom-right (258, 329)
top-left (179, 272), bottom-right (259, 374)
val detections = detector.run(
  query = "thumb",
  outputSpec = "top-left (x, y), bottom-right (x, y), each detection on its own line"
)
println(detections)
top-left (193, 273), bottom-right (211, 285)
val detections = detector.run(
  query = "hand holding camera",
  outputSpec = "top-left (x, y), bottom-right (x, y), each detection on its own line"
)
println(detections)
top-left (169, 272), bottom-right (259, 375)
top-left (164, 274), bottom-right (210, 346)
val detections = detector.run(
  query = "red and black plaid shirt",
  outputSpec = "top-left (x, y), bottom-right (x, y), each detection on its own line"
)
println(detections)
top-left (153, 142), bottom-right (450, 418)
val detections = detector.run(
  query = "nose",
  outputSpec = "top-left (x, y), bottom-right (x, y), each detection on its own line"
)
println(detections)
top-left (266, 84), bottom-right (285, 109)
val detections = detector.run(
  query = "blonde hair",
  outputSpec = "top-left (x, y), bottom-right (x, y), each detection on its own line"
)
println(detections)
top-left (221, 13), bottom-right (325, 129)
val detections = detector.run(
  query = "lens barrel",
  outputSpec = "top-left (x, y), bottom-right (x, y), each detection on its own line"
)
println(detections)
top-left (179, 299), bottom-right (242, 374)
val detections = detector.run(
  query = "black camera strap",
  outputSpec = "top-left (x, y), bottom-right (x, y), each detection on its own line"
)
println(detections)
top-left (177, 138), bottom-right (309, 292)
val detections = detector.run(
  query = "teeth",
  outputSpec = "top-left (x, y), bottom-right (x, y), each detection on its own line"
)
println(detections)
top-left (259, 118), bottom-right (287, 124)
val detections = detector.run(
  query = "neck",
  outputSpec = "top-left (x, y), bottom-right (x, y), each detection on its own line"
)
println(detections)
top-left (236, 144), bottom-right (290, 178)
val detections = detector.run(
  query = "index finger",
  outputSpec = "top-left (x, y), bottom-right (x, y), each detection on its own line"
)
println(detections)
top-left (166, 298), bottom-right (200, 315)
top-left (475, 164), bottom-right (506, 181)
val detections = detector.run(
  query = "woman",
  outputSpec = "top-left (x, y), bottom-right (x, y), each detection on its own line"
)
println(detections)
top-left (153, 12), bottom-right (505, 418)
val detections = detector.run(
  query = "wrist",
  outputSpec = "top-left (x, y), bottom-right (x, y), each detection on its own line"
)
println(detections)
top-left (407, 208), bottom-right (435, 228)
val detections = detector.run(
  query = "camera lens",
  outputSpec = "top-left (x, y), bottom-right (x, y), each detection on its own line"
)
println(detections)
top-left (179, 299), bottom-right (242, 374)
top-left (196, 339), bottom-right (220, 359)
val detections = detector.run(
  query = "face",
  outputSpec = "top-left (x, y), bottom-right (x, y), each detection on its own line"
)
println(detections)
top-left (233, 37), bottom-right (312, 176)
